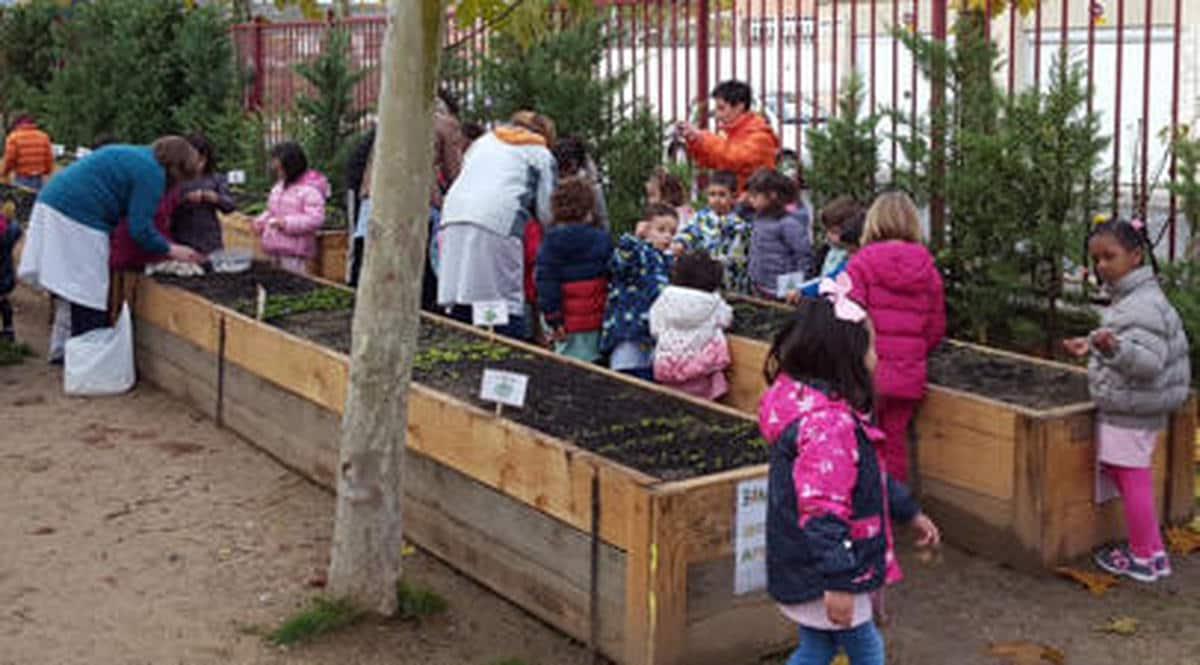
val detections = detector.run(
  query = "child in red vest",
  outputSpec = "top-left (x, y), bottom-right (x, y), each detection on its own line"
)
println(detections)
top-left (535, 178), bottom-right (612, 362)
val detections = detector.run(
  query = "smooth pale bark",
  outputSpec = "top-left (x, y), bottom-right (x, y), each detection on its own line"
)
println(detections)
top-left (327, 0), bottom-right (444, 615)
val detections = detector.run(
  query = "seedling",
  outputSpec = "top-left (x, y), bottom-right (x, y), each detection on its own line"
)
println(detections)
top-left (395, 580), bottom-right (448, 623)
top-left (267, 596), bottom-right (363, 646)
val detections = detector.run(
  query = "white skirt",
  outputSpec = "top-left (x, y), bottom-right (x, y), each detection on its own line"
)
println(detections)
top-left (18, 202), bottom-right (110, 311)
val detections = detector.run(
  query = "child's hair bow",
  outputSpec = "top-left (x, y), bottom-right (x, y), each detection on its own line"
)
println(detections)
top-left (1129, 218), bottom-right (1146, 231)
top-left (818, 273), bottom-right (867, 323)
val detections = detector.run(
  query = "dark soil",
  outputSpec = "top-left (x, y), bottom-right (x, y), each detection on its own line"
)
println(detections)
top-left (153, 269), bottom-right (767, 480)
top-left (155, 262), bottom-right (318, 303)
top-left (926, 343), bottom-right (1090, 409)
top-left (727, 297), bottom-right (1092, 409)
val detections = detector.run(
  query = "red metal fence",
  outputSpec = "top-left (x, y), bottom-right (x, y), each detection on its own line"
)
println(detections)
top-left (233, 1), bottom-right (1194, 258)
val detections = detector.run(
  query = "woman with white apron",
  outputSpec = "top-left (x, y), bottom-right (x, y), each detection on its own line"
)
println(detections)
top-left (19, 136), bottom-right (204, 345)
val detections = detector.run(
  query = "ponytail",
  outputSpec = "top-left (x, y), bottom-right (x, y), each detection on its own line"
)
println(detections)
top-left (1089, 217), bottom-right (1158, 274)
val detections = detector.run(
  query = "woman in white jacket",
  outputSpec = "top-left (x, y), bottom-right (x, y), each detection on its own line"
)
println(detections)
top-left (650, 250), bottom-right (733, 400)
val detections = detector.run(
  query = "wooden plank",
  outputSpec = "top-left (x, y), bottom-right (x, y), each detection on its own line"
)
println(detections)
top-left (219, 212), bottom-right (266, 258)
top-left (404, 451), bottom-right (627, 660)
top-left (918, 477), bottom-right (1036, 568)
top-left (134, 319), bottom-right (219, 420)
top-left (221, 308), bottom-right (349, 415)
top-left (1010, 414), bottom-right (1045, 566)
top-left (311, 230), bottom-right (348, 283)
top-left (133, 277), bottom-right (221, 353)
top-left (682, 597), bottom-right (794, 665)
top-left (657, 467), bottom-right (768, 563)
top-left (685, 557), bottom-right (778, 623)
top-left (725, 334), bottom-right (768, 414)
top-left (915, 419), bottom-right (1014, 501)
top-left (646, 490), bottom-right (689, 665)
top-left (1166, 396), bottom-right (1197, 525)
top-left (917, 386), bottom-right (1022, 440)
top-left (623, 489), bottom-right (654, 665)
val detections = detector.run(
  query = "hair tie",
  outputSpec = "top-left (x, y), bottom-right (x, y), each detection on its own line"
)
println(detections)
top-left (818, 273), bottom-right (867, 323)
top-left (1130, 218), bottom-right (1146, 232)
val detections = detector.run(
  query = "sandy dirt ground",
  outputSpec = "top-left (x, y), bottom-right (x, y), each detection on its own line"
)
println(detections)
top-left (2, 286), bottom-right (1198, 665)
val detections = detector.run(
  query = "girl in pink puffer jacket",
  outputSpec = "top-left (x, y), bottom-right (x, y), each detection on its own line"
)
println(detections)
top-left (253, 142), bottom-right (329, 274)
top-left (846, 192), bottom-right (946, 483)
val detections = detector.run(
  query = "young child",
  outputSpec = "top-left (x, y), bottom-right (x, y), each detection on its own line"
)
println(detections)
top-left (1063, 218), bottom-right (1191, 582)
top-left (672, 170), bottom-right (753, 293)
top-left (553, 135), bottom-right (609, 230)
top-left (649, 249), bottom-right (733, 400)
top-left (645, 166), bottom-right (693, 225)
top-left (760, 294), bottom-right (939, 665)
top-left (786, 201), bottom-right (865, 301)
top-left (173, 132), bottom-right (236, 255)
top-left (0, 214), bottom-right (22, 341)
top-left (600, 204), bottom-right (678, 380)
top-left (746, 168), bottom-right (812, 298)
top-left (535, 177), bottom-right (612, 362)
top-left (845, 191), bottom-right (945, 483)
top-left (253, 142), bottom-right (329, 275)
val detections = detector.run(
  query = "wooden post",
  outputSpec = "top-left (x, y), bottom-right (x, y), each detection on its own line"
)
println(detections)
top-left (326, 0), bottom-right (445, 616)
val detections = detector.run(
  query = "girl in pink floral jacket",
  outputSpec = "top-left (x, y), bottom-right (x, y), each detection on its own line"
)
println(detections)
top-left (760, 292), bottom-right (939, 665)
top-left (649, 250), bottom-right (732, 400)
top-left (253, 142), bottom-right (329, 274)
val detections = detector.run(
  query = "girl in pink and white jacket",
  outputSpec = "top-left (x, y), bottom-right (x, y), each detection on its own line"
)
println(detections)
top-left (253, 142), bottom-right (329, 274)
top-left (649, 250), bottom-right (733, 400)
top-left (760, 292), bottom-right (939, 665)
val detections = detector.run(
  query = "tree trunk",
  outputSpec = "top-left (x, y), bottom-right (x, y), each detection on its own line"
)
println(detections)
top-left (326, 0), bottom-right (445, 616)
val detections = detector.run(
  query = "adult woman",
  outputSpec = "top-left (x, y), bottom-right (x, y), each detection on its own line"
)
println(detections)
top-left (19, 136), bottom-right (203, 338)
top-left (436, 110), bottom-right (557, 339)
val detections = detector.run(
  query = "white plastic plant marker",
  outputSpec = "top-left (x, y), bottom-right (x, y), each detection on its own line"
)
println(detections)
top-left (775, 271), bottom-right (810, 299)
top-left (472, 300), bottom-right (510, 328)
top-left (255, 285), bottom-right (267, 321)
top-left (227, 169), bottom-right (247, 185)
top-left (480, 368), bottom-right (528, 414)
top-left (51, 144), bottom-right (65, 158)
top-left (74, 147), bottom-right (91, 160)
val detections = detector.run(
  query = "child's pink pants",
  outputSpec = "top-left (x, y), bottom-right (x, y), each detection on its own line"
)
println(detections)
top-left (876, 396), bottom-right (917, 484)
top-left (1102, 463), bottom-right (1164, 558)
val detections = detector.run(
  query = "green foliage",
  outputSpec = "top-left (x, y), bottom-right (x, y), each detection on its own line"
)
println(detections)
top-left (267, 596), bottom-right (363, 646)
top-left (1167, 128), bottom-right (1200, 255)
top-left (891, 10), bottom-right (1107, 350)
top-left (293, 27), bottom-right (368, 200)
top-left (0, 0), bottom-right (61, 124)
top-left (464, 16), bottom-right (663, 234)
top-left (1161, 260), bottom-right (1200, 387)
top-left (236, 287), bottom-right (354, 320)
top-left (805, 71), bottom-right (881, 212)
top-left (0, 339), bottom-right (33, 366)
top-left (395, 581), bottom-right (448, 622)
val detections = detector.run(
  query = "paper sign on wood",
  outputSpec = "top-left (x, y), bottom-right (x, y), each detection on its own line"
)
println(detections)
top-left (734, 476), bottom-right (769, 595)
top-left (52, 144), bottom-right (65, 158)
top-left (472, 300), bottom-right (510, 328)
top-left (227, 170), bottom-right (247, 185)
top-left (75, 147), bottom-right (92, 160)
top-left (480, 368), bottom-right (528, 408)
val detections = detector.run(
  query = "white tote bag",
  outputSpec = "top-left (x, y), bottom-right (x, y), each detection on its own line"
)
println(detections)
top-left (64, 303), bottom-right (136, 396)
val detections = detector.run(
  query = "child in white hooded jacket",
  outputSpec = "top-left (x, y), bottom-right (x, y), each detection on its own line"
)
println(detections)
top-left (650, 250), bottom-right (733, 400)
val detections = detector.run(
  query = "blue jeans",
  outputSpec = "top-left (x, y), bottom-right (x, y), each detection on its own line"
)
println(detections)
top-left (14, 175), bottom-right (42, 191)
top-left (785, 622), bottom-right (885, 665)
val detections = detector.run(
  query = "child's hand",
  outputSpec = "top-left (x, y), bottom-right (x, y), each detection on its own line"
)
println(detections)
top-left (634, 221), bottom-right (649, 239)
top-left (166, 243), bottom-right (203, 264)
top-left (823, 591), bottom-right (854, 628)
top-left (185, 190), bottom-right (217, 205)
top-left (784, 289), bottom-right (801, 305)
top-left (1091, 328), bottom-right (1117, 355)
top-left (1062, 336), bottom-right (1090, 357)
top-left (910, 512), bottom-right (941, 547)
top-left (669, 241), bottom-right (685, 255)
top-left (548, 326), bottom-right (567, 345)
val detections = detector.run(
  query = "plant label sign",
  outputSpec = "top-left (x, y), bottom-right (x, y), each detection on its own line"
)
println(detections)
top-left (480, 368), bottom-right (528, 409)
top-left (52, 144), bottom-right (65, 158)
top-left (74, 146), bottom-right (92, 160)
top-left (472, 300), bottom-right (510, 328)
top-left (775, 271), bottom-right (814, 299)
top-left (227, 169), bottom-right (247, 185)
top-left (733, 475), bottom-right (769, 595)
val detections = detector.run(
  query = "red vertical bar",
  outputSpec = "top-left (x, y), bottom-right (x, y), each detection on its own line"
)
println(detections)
top-left (1007, 2), bottom-right (1016, 96)
top-left (869, 0), bottom-right (877, 113)
top-left (1168, 0), bottom-right (1182, 259)
top-left (1034, 0), bottom-right (1043, 91)
top-left (910, 0), bottom-right (918, 133)
top-left (606, 5), bottom-right (613, 102)
top-left (832, 0), bottom-right (839, 115)
top-left (685, 0), bottom-right (692, 114)
top-left (1086, 0), bottom-right (1095, 118)
top-left (1139, 0), bottom-right (1153, 219)
top-left (1060, 0), bottom-right (1069, 46)
top-left (618, 4), bottom-right (626, 109)
top-left (746, 0), bottom-right (753, 86)
top-left (658, 0), bottom-right (665, 115)
top-left (1113, 0), bottom-right (1124, 215)
top-left (715, 0), bottom-right (722, 86)
top-left (891, 0), bottom-right (899, 166)
top-left (761, 0), bottom-right (768, 103)
top-left (643, 0), bottom-right (650, 103)
top-left (851, 0), bottom-right (858, 72)
top-left (672, 0), bottom-right (679, 122)
top-left (813, 0), bottom-right (820, 120)
top-left (252, 22), bottom-right (264, 110)
top-left (698, 0), bottom-right (711, 127)
top-left (732, 0), bottom-right (739, 79)
top-left (984, 0), bottom-right (992, 41)
top-left (796, 2), bottom-right (804, 165)
top-left (776, 0), bottom-right (784, 137)
top-left (930, 0), bottom-right (947, 247)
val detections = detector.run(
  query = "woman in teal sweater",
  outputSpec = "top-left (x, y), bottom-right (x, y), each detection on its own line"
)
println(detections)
top-left (18, 136), bottom-right (203, 338)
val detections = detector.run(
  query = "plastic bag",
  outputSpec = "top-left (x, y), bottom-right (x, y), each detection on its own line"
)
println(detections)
top-left (64, 303), bottom-right (136, 396)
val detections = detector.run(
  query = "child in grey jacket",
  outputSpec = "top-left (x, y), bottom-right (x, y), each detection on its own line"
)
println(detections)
top-left (1064, 218), bottom-right (1191, 583)
top-left (745, 168), bottom-right (811, 298)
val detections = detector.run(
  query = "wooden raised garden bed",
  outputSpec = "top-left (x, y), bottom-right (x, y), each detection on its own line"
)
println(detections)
top-left (722, 294), bottom-right (1196, 570)
top-left (120, 266), bottom-right (794, 665)
top-left (219, 212), bottom-right (347, 283)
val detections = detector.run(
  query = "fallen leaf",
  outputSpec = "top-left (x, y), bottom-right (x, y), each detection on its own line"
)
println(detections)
top-left (987, 640), bottom-right (1066, 665)
top-left (306, 574), bottom-right (327, 588)
top-left (915, 546), bottom-right (944, 566)
top-left (217, 547), bottom-right (233, 561)
top-left (1096, 616), bottom-right (1138, 636)
top-left (829, 654), bottom-right (849, 665)
top-left (1165, 527), bottom-right (1200, 555)
top-left (1055, 566), bottom-right (1119, 596)
top-left (1188, 516), bottom-right (1200, 534)
top-left (401, 543), bottom-right (416, 557)
top-left (30, 526), bottom-right (55, 536)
